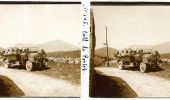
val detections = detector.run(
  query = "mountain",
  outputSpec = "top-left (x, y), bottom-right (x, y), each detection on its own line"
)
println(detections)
top-left (95, 47), bottom-right (118, 59)
top-left (37, 40), bottom-right (80, 52)
top-left (152, 42), bottom-right (170, 54)
top-left (10, 40), bottom-right (80, 52)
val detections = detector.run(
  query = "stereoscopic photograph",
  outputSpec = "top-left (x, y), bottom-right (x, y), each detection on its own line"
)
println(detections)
top-left (90, 4), bottom-right (170, 97)
top-left (0, 4), bottom-right (80, 97)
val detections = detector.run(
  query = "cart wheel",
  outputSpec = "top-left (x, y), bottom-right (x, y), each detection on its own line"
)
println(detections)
top-left (4, 59), bottom-right (10, 68)
top-left (118, 60), bottom-right (124, 70)
top-left (140, 62), bottom-right (147, 73)
top-left (26, 60), bottom-right (33, 71)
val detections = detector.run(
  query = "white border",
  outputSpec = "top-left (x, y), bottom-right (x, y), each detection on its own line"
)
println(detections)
top-left (81, 0), bottom-right (90, 99)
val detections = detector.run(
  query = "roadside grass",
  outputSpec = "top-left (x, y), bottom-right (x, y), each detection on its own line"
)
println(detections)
top-left (94, 57), bottom-right (117, 68)
top-left (94, 57), bottom-right (105, 67)
top-left (43, 51), bottom-right (80, 85)
top-left (35, 61), bottom-right (80, 85)
top-left (161, 53), bottom-right (170, 59)
top-left (0, 75), bottom-right (24, 97)
top-left (47, 50), bottom-right (80, 58)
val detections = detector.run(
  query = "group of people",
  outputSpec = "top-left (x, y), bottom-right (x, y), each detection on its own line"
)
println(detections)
top-left (2, 48), bottom-right (30, 55)
top-left (2, 48), bottom-right (46, 57)
top-left (115, 48), bottom-right (160, 59)
top-left (115, 49), bottom-right (144, 57)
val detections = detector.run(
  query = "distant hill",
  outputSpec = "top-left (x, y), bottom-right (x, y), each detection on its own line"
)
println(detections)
top-left (10, 40), bottom-right (80, 52)
top-left (95, 47), bottom-right (118, 59)
top-left (37, 40), bottom-right (80, 52)
top-left (47, 50), bottom-right (80, 58)
top-left (152, 42), bottom-right (170, 54)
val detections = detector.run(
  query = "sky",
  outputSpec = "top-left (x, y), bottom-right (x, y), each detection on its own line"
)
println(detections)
top-left (0, 4), bottom-right (80, 48)
top-left (92, 6), bottom-right (170, 49)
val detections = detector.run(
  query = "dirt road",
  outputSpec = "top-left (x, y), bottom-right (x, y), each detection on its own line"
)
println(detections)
top-left (0, 67), bottom-right (80, 97)
top-left (95, 67), bottom-right (170, 97)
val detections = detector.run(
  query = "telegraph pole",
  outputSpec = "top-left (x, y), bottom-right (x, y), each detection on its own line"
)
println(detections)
top-left (106, 27), bottom-right (109, 67)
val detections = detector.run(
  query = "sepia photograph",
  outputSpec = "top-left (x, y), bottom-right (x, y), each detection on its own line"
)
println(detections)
top-left (0, 4), bottom-right (80, 97)
top-left (90, 4), bottom-right (170, 98)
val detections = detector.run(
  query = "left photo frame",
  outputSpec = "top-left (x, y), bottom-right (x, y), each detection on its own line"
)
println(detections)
top-left (0, 2), bottom-right (81, 97)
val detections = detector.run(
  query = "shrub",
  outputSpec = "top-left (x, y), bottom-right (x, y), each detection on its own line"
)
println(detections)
top-left (94, 57), bottom-right (105, 67)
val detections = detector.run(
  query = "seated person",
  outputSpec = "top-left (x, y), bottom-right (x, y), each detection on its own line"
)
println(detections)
top-left (6, 49), bottom-right (11, 55)
top-left (120, 50), bottom-right (125, 56)
top-left (124, 50), bottom-right (128, 56)
top-left (41, 49), bottom-right (46, 57)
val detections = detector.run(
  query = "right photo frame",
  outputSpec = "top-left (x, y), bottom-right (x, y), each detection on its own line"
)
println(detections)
top-left (89, 2), bottom-right (170, 98)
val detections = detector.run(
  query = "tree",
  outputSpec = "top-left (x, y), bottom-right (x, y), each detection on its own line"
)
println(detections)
top-left (89, 8), bottom-right (96, 96)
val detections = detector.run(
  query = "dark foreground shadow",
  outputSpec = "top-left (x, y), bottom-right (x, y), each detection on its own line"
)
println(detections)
top-left (148, 67), bottom-right (165, 72)
top-left (125, 67), bottom-right (139, 71)
top-left (91, 71), bottom-right (138, 98)
top-left (0, 75), bottom-right (25, 97)
top-left (33, 66), bottom-right (50, 71)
